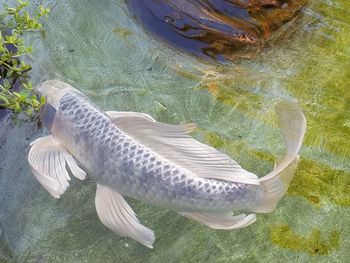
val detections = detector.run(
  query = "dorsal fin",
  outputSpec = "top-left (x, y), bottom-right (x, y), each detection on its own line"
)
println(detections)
top-left (105, 111), bottom-right (259, 185)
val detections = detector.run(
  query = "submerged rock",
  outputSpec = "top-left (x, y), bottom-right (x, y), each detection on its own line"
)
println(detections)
top-left (128, 0), bottom-right (307, 63)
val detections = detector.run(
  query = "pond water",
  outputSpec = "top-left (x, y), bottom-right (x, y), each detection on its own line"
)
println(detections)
top-left (0, 0), bottom-right (349, 262)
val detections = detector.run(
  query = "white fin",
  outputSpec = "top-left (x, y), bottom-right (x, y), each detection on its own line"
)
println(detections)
top-left (106, 111), bottom-right (157, 122)
top-left (95, 184), bottom-right (155, 248)
top-left (107, 111), bottom-right (259, 185)
top-left (28, 135), bottom-right (86, 198)
top-left (106, 110), bottom-right (197, 135)
top-left (179, 211), bottom-right (257, 229)
top-left (254, 101), bottom-right (307, 213)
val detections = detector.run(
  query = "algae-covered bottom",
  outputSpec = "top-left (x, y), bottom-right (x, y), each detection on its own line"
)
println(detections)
top-left (0, 0), bottom-right (350, 262)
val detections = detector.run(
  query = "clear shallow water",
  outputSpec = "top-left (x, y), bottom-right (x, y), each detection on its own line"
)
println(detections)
top-left (0, 0), bottom-right (349, 262)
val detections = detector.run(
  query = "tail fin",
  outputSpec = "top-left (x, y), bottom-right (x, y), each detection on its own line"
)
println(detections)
top-left (253, 101), bottom-right (307, 213)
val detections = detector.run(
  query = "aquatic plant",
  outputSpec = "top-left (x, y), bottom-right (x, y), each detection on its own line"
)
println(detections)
top-left (270, 224), bottom-right (340, 256)
top-left (0, 1), bottom-right (49, 116)
top-left (288, 159), bottom-right (350, 207)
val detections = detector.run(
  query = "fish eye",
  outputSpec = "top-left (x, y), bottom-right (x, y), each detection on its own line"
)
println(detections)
top-left (164, 16), bottom-right (175, 23)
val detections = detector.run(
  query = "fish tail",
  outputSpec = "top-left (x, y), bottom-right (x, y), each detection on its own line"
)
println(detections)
top-left (253, 101), bottom-right (307, 213)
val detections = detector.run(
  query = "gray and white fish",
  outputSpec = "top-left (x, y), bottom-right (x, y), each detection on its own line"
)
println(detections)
top-left (28, 80), bottom-right (306, 248)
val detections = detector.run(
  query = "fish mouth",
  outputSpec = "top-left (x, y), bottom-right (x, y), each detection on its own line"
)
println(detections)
top-left (34, 79), bottom-right (61, 96)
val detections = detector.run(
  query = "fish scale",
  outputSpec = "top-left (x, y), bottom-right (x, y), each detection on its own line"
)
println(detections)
top-left (53, 91), bottom-right (260, 212)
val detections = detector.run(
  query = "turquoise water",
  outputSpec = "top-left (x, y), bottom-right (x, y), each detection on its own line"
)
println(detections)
top-left (0, 0), bottom-right (349, 262)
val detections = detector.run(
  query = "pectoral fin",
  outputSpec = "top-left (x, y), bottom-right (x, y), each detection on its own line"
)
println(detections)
top-left (179, 211), bottom-right (256, 229)
top-left (95, 184), bottom-right (155, 248)
top-left (28, 135), bottom-right (86, 198)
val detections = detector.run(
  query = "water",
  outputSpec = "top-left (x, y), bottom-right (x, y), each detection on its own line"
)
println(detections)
top-left (0, 0), bottom-right (349, 262)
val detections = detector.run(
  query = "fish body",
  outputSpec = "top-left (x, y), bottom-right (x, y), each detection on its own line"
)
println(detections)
top-left (53, 91), bottom-right (263, 212)
top-left (29, 80), bottom-right (306, 248)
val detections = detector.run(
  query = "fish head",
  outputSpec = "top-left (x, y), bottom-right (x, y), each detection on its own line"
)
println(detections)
top-left (36, 80), bottom-right (80, 131)
top-left (35, 79), bottom-right (78, 110)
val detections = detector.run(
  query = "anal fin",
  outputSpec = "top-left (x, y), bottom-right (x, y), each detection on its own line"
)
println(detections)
top-left (179, 211), bottom-right (256, 230)
top-left (95, 184), bottom-right (155, 248)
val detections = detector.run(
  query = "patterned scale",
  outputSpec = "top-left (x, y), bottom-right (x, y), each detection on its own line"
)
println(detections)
top-left (55, 91), bottom-right (259, 212)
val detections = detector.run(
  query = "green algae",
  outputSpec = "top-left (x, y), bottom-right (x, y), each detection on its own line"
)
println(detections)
top-left (113, 26), bottom-right (136, 39)
top-left (281, 0), bottom-right (350, 160)
top-left (204, 131), bottom-right (275, 175)
top-left (201, 80), bottom-right (268, 123)
top-left (205, 132), bottom-right (275, 164)
top-left (288, 159), bottom-right (350, 207)
top-left (270, 224), bottom-right (340, 256)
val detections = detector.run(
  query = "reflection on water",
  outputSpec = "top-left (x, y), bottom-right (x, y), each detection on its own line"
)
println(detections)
top-left (0, 0), bottom-right (350, 262)
top-left (128, 0), bottom-right (308, 62)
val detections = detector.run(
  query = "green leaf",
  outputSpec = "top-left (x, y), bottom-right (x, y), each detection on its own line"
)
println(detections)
top-left (14, 101), bottom-right (20, 112)
top-left (6, 8), bottom-right (16, 15)
top-left (0, 94), bottom-right (10, 104)
top-left (0, 1), bottom-right (50, 115)
top-left (31, 97), bottom-right (39, 106)
top-left (12, 91), bottom-right (21, 98)
top-left (24, 82), bottom-right (33, 90)
top-left (19, 89), bottom-right (28, 98)
top-left (2, 79), bottom-right (11, 90)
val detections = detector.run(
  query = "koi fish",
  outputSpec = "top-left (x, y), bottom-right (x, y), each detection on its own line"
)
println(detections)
top-left (128, 0), bottom-right (308, 62)
top-left (128, 0), bottom-right (261, 62)
top-left (28, 80), bottom-right (306, 248)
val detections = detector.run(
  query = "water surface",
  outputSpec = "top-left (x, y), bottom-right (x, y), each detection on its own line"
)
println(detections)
top-left (0, 0), bottom-right (349, 262)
